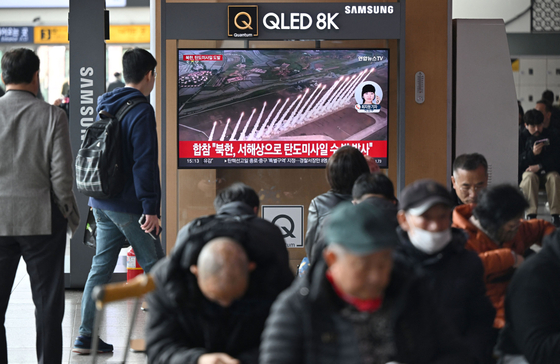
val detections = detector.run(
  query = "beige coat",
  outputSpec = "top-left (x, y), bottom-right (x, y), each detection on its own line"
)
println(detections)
top-left (0, 90), bottom-right (79, 236)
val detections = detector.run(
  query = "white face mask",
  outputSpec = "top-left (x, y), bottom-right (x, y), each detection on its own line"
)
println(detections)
top-left (407, 225), bottom-right (452, 255)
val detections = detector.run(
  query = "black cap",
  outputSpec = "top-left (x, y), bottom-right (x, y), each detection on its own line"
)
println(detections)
top-left (325, 202), bottom-right (398, 255)
top-left (400, 179), bottom-right (453, 216)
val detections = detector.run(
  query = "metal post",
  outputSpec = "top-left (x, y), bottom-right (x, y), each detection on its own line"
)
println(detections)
top-left (397, 0), bottom-right (406, 197)
top-left (68, 0), bottom-right (107, 288)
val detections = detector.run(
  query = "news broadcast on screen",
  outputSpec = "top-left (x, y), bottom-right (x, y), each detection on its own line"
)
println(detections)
top-left (177, 48), bottom-right (389, 168)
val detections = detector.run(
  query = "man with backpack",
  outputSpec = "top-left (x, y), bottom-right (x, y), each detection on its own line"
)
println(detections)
top-left (73, 48), bottom-right (164, 354)
top-left (145, 183), bottom-right (293, 363)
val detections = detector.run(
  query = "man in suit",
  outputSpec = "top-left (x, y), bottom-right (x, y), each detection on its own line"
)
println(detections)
top-left (107, 71), bottom-right (125, 92)
top-left (0, 48), bottom-right (79, 364)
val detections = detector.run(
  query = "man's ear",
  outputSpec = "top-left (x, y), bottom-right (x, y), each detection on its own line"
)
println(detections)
top-left (323, 249), bottom-right (337, 268)
top-left (397, 211), bottom-right (410, 231)
top-left (253, 206), bottom-right (258, 215)
top-left (189, 265), bottom-right (198, 277)
top-left (248, 262), bottom-right (257, 272)
top-left (144, 70), bottom-right (152, 83)
top-left (450, 175), bottom-right (456, 189)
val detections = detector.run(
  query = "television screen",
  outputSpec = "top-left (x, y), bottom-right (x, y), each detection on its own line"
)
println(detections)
top-left (178, 49), bottom-right (389, 168)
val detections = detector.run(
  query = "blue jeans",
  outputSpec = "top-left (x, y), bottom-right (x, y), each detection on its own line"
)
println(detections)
top-left (78, 208), bottom-right (164, 337)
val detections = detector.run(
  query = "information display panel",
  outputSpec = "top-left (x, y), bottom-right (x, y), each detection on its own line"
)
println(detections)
top-left (178, 49), bottom-right (389, 168)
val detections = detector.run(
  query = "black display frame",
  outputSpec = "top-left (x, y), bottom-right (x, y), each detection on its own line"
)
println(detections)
top-left (176, 47), bottom-right (391, 169)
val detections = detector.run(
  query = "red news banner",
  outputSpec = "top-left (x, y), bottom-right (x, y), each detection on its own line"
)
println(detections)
top-left (179, 141), bottom-right (388, 159)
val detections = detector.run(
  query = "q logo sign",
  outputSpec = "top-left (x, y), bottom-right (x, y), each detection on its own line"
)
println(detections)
top-left (228, 5), bottom-right (258, 38)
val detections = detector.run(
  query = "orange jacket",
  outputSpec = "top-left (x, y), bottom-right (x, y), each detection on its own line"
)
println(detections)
top-left (452, 204), bottom-right (555, 328)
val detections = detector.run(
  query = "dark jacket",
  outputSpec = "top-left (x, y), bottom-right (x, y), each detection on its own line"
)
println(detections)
top-left (89, 87), bottom-right (161, 215)
top-left (146, 202), bottom-right (294, 364)
top-left (497, 231), bottom-right (560, 363)
top-left (395, 228), bottom-right (496, 363)
top-left (260, 258), bottom-right (476, 364)
top-left (304, 190), bottom-right (351, 259)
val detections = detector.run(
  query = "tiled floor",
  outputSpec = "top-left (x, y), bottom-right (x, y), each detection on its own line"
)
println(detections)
top-left (6, 259), bottom-right (148, 364)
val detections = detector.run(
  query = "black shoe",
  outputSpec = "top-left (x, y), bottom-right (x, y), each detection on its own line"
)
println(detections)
top-left (552, 215), bottom-right (560, 228)
top-left (527, 214), bottom-right (537, 220)
top-left (72, 335), bottom-right (113, 355)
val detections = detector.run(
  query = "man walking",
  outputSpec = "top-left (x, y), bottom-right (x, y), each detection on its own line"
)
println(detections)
top-left (73, 48), bottom-right (164, 354)
top-left (107, 71), bottom-right (125, 92)
top-left (0, 48), bottom-right (80, 364)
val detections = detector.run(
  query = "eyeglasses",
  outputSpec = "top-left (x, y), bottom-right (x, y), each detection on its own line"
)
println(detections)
top-left (459, 185), bottom-right (483, 193)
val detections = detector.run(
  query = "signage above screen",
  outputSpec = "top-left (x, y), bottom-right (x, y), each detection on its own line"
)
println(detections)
top-left (167, 3), bottom-right (401, 40)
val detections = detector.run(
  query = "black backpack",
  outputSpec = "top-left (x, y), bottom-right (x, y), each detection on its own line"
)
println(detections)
top-left (169, 214), bottom-right (255, 270)
top-left (75, 97), bottom-right (147, 199)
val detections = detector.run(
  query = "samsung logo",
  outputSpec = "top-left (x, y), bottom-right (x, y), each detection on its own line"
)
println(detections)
top-left (79, 66), bottom-right (95, 140)
top-left (344, 5), bottom-right (394, 14)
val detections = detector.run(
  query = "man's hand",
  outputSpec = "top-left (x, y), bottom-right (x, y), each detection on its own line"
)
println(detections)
top-left (197, 353), bottom-right (240, 364)
top-left (364, 155), bottom-right (380, 173)
top-left (141, 214), bottom-right (160, 235)
top-left (526, 164), bottom-right (541, 173)
top-left (533, 141), bottom-right (545, 155)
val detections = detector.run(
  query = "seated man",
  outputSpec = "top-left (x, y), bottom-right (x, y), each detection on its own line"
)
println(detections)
top-left (451, 153), bottom-right (488, 206)
top-left (146, 183), bottom-right (294, 364)
top-left (536, 99), bottom-right (558, 133)
top-left (352, 172), bottom-right (398, 228)
top-left (541, 90), bottom-right (560, 130)
top-left (310, 172), bottom-right (398, 266)
top-left (519, 109), bottom-right (560, 226)
top-left (395, 180), bottom-right (496, 363)
top-left (452, 184), bottom-right (555, 329)
top-left (177, 182), bottom-right (294, 298)
top-left (496, 231), bottom-right (560, 364)
top-left (261, 203), bottom-right (474, 364)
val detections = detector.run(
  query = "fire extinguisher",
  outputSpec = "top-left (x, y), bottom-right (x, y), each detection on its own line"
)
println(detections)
top-left (127, 247), bottom-right (144, 281)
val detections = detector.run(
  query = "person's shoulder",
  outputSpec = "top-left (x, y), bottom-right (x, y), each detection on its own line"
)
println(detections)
top-left (312, 191), bottom-right (351, 210)
top-left (124, 97), bottom-right (153, 117)
top-left (250, 215), bottom-right (279, 230)
top-left (29, 96), bottom-right (67, 119)
top-left (273, 276), bottom-right (309, 310)
top-left (150, 256), bottom-right (174, 287)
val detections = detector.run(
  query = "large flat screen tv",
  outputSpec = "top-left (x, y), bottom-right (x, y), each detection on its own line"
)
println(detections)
top-left (178, 49), bottom-right (389, 168)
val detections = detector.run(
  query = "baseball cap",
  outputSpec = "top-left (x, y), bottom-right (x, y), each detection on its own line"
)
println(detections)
top-left (325, 202), bottom-right (398, 255)
top-left (400, 179), bottom-right (453, 216)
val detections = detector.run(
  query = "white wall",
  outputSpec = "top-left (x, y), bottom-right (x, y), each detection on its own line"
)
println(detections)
top-left (455, 19), bottom-right (519, 186)
top-left (453, 0), bottom-right (531, 32)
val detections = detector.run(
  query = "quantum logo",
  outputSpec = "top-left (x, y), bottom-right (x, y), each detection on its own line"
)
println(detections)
top-left (228, 5), bottom-right (258, 38)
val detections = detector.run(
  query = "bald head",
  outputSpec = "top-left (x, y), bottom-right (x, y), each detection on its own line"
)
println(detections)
top-left (190, 237), bottom-right (253, 307)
